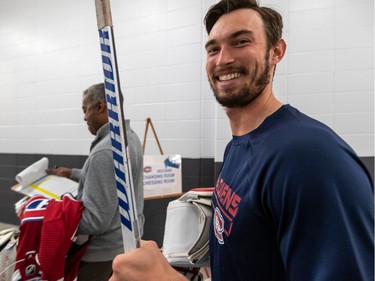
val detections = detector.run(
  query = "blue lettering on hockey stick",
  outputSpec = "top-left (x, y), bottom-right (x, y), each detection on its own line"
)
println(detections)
top-left (99, 28), bottom-right (132, 231)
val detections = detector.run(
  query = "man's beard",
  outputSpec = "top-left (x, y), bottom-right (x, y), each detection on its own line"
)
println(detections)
top-left (209, 54), bottom-right (271, 108)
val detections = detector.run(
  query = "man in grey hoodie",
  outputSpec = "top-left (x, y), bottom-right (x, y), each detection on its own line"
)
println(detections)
top-left (48, 83), bottom-right (144, 281)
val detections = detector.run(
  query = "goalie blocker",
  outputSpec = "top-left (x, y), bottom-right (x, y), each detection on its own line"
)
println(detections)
top-left (162, 188), bottom-right (214, 268)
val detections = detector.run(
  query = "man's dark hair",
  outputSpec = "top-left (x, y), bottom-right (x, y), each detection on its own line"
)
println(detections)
top-left (204, 0), bottom-right (283, 50)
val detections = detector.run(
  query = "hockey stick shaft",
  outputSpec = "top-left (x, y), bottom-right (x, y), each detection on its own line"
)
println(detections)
top-left (94, 0), bottom-right (140, 252)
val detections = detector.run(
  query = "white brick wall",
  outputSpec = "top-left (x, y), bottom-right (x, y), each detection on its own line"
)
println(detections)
top-left (0, 0), bottom-right (373, 160)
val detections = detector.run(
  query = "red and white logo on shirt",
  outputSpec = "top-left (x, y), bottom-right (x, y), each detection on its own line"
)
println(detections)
top-left (213, 176), bottom-right (242, 245)
top-left (214, 207), bottom-right (225, 244)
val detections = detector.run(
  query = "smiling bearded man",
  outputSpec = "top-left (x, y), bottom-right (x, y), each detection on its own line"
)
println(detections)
top-left (208, 50), bottom-right (271, 108)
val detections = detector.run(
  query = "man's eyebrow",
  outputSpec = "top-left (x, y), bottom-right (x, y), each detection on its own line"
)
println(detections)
top-left (205, 39), bottom-right (216, 50)
top-left (205, 29), bottom-right (254, 50)
top-left (230, 29), bottom-right (254, 39)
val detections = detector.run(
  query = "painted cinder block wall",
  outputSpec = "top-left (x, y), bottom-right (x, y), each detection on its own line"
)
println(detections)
top-left (0, 0), bottom-right (373, 240)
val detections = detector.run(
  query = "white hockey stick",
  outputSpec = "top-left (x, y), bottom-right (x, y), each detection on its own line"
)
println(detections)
top-left (94, 0), bottom-right (140, 252)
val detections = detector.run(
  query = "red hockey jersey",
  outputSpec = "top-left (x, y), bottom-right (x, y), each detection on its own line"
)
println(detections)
top-left (13, 194), bottom-right (89, 281)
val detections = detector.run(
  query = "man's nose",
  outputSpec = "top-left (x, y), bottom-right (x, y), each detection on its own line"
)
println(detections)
top-left (216, 47), bottom-right (234, 66)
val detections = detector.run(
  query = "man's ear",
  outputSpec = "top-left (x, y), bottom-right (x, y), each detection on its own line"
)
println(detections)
top-left (98, 101), bottom-right (107, 113)
top-left (271, 38), bottom-right (286, 65)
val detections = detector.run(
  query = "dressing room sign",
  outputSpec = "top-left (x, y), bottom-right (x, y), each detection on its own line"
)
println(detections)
top-left (143, 154), bottom-right (182, 198)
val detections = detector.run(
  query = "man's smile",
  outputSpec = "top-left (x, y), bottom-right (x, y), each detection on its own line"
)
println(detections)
top-left (218, 72), bottom-right (241, 82)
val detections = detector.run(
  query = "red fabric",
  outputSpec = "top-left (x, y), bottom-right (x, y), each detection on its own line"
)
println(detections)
top-left (14, 194), bottom-right (89, 281)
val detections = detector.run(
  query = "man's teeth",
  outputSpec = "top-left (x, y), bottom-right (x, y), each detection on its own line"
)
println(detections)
top-left (219, 73), bottom-right (241, 81)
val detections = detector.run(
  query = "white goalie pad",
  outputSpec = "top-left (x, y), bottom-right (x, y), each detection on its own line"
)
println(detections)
top-left (162, 188), bottom-right (214, 267)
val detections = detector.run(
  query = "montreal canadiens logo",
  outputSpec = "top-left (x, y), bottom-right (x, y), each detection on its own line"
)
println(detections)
top-left (214, 207), bottom-right (225, 244)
